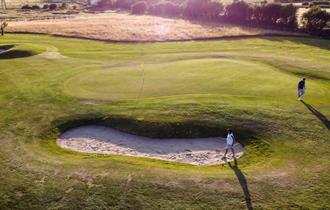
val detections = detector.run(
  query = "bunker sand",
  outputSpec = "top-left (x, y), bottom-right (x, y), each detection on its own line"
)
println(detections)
top-left (58, 126), bottom-right (244, 165)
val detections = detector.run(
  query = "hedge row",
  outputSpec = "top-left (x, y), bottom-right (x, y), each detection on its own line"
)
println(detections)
top-left (21, 3), bottom-right (76, 10)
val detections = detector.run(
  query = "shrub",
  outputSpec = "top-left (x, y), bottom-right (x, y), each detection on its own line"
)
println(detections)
top-left (225, 1), bottom-right (252, 23)
top-left (251, 3), bottom-right (297, 28)
top-left (49, 3), bottom-right (57, 10)
top-left (261, 3), bottom-right (283, 25)
top-left (184, 0), bottom-right (223, 20)
top-left (114, 0), bottom-right (134, 10)
top-left (96, 0), bottom-right (114, 9)
top-left (42, 4), bottom-right (49, 9)
top-left (301, 6), bottom-right (330, 33)
top-left (302, 2), bottom-right (309, 7)
top-left (149, 1), bottom-right (183, 17)
top-left (60, 3), bottom-right (69, 10)
top-left (131, 1), bottom-right (148, 14)
top-left (31, 5), bottom-right (40, 10)
top-left (279, 4), bottom-right (297, 28)
top-left (252, 5), bottom-right (263, 23)
top-left (21, 5), bottom-right (32, 10)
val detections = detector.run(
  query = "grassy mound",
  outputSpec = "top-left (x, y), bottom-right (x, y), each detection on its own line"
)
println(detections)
top-left (0, 34), bottom-right (329, 209)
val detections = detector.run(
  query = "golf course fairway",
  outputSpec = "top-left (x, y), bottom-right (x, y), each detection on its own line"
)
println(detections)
top-left (0, 34), bottom-right (329, 209)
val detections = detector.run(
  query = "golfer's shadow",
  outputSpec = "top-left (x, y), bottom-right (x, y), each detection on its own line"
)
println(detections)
top-left (228, 158), bottom-right (253, 210)
top-left (301, 100), bottom-right (330, 130)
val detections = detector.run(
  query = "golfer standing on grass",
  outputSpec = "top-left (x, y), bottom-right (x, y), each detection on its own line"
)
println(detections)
top-left (298, 78), bottom-right (306, 100)
top-left (222, 128), bottom-right (236, 160)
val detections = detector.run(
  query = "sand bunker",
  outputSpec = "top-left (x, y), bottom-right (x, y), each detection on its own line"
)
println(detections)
top-left (0, 45), bottom-right (36, 59)
top-left (0, 45), bottom-right (14, 54)
top-left (57, 125), bottom-right (244, 165)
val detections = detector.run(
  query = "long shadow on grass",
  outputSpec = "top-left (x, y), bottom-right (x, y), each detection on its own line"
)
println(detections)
top-left (0, 44), bottom-right (14, 51)
top-left (301, 100), bottom-right (330, 130)
top-left (0, 50), bottom-right (35, 59)
top-left (228, 158), bottom-right (253, 210)
top-left (263, 36), bottom-right (330, 51)
top-left (52, 114), bottom-right (259, 144)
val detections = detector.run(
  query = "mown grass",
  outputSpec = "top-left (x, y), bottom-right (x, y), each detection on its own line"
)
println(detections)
top-left (0, 34), bottom-right (329, 209)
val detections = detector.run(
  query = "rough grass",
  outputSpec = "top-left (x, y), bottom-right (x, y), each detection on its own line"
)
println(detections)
top-left (0, 34), bottom-right (329, 209)
top-left (6, 11), bottom-right (305, 41)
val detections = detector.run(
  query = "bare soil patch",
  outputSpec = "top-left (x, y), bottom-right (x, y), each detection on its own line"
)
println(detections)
top-left (7, 11), bottom-right (302, 41)
top-left (57, 125), bottom-right (244, 165)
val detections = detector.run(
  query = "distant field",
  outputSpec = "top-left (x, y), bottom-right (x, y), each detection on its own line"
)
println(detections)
top-left (3, 0), bottom-right (273, 8)
top-left (6, 11), bottom-right (303, 41)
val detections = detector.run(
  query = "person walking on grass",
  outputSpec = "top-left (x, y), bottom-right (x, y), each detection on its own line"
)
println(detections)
top-left (298, 78), bottom-right (306, 100)
top-left (222, 128), bottom-right (236, 160)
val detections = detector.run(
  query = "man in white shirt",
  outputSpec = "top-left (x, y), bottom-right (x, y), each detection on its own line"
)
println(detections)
top-left (298, 78), bottom-right (306, 100)
top-left (222, 128), bottom-right (236, 159)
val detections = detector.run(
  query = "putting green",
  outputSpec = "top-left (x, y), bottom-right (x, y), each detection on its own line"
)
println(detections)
top-left (64, 57), bottom-right (327, 102)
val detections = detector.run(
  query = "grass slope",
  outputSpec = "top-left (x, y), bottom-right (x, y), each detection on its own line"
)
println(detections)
top-left (0, 34), bottom-right (329, 209)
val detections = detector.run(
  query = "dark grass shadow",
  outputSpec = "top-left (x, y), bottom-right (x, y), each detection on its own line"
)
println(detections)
top-left (260, 59), bottom-right (330, 81)
top-left (7, 30), bottom-right (311, 44)
top-left (263, 36), bottom-right (330, 51)
top-left (250, 36), bottom-right (330, 81)
top-left (301, 100), bottom-right (330, 130)
top-left (228, 158), bottom-right (253, 210)
top-left (49, 114), bottom-right (260, 145)
top-left (0, 49), bottom-right (35, 59)
top-left (0, 44), bottom-right (14, 51)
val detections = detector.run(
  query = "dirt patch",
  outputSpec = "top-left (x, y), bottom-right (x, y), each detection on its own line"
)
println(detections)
top-left (57, 125), bottom-right (244, 165)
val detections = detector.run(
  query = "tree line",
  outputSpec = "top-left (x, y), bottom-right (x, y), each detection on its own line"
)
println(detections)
top-left (94, 0), bottom-right (329, 35)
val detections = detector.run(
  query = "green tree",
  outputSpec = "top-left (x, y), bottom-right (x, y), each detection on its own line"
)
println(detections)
top-left (114, 0), bottom-right (134, 10)
top-left (149, 1), bottom-right (183, 17)
top-left (1, 21), bottom-right (8, 36)
top-left (96, 0), bottom-right (114, 10)
top-left (184, 0), bottom-right (223, 20)
top-left (225, 1), bottom-right (252, 23)
top-left (280, 4), bottom-right (297, 28)
top-left (302, 6), bottom-right (330, 33)
top-left (131, 1), bottom-right (148, 14)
